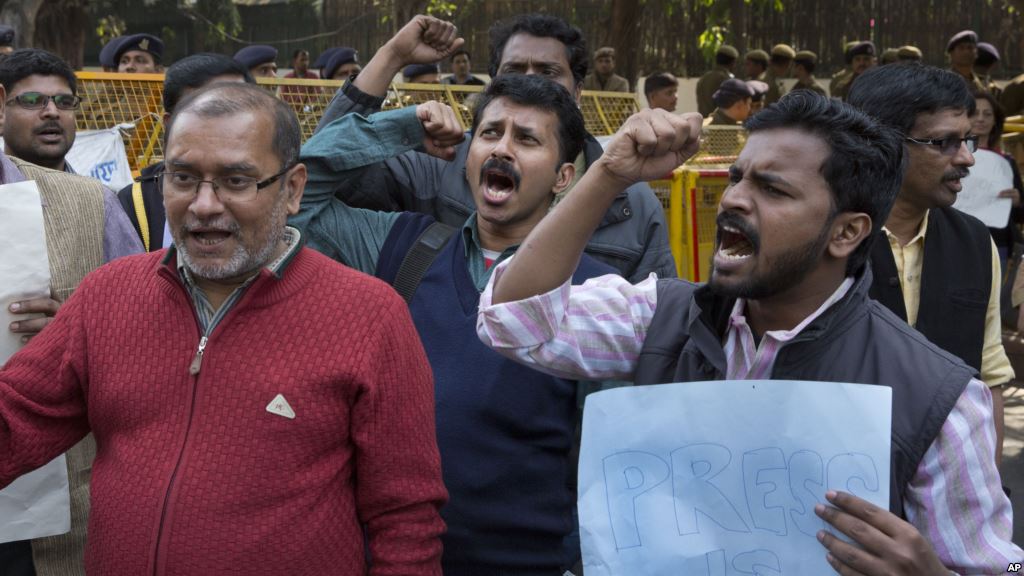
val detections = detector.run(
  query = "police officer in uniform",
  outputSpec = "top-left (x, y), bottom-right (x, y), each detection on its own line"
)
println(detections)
top-left (763, 43), bottom-right (794, 104)
top-left (234, 44), bottom-right (278, 78)
top-left (696, 45), bottom-right (738, 116)
top-left (831, 41), bottom-right (875, 100)
top-left (829, 40), bottom-right (859, 96)
top-left (975, 42), bottom-right (1001, 96)
top-left (792, 50), bottom-right (827, 96)
top-left (743, 49), bottom-right (769, 81)
top-left (947, 30), bottom-right (985, 92)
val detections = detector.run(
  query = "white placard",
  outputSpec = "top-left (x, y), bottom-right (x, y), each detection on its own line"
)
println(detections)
top-left (579, 380), bottom-right (891, 575)
top-left (0, 180), bottom-right (71, 543)
top-left (67, 128), bottom-right (134, 191)
top-left (953, 149), bottom-right (1015, 227)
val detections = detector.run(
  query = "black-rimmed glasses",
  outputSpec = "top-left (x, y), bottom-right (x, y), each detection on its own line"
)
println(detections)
top-left (158, 164), bottom-right (294, 203)
top-left (904, 135), bottom-right (979, 155)
top-left (6, 92), bottom-right (82, 110)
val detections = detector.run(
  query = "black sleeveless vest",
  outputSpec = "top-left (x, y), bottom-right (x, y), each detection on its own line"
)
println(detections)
top-left (634, 270), bottom-right (973, 517)
top-left (869, 207), bottom-right (992, 372)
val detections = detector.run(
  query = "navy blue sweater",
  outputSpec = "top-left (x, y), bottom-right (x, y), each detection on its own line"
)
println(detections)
top-left (377, 213), bottom-right (614, 575)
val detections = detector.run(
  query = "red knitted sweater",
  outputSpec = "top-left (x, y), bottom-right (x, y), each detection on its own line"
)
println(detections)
top-left (0, 248), bottom-right (447, 575)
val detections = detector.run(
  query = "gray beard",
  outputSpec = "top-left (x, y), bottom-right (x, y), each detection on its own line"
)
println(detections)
top-left (175, 193), bottom-right (287, 281)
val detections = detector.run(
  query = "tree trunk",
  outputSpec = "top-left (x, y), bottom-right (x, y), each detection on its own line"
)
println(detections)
top-left (33, 0), bottom-right (86, 68)
top-left (0, 0), bottom-right (45, 52)
top-left (607, 0), bottom-right (642, 88)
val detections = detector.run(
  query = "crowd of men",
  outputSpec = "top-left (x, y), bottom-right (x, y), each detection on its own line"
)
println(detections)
top-left (0, 11), bottom-right (1022, 576)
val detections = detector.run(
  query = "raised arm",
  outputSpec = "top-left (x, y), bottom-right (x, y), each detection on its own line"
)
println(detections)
top-left (491, 109), bottom-right (702, 304)
top-left (318, 15), bottom-right (463, 130)
top-left (291, 101), bottom-right (463, 266)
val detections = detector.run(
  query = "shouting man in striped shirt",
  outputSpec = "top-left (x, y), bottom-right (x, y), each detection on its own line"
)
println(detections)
top-left (477, 91), bottom-right (1022, 573)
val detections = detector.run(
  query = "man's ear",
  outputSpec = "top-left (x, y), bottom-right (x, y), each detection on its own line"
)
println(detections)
top-left (827, 212), bottom-right (872, 260)
top-left (552, 161), bottom-right (576, 196)
top-left (283, 163), bottom-right (307, 215)
top-left (0, 83), bottom-right (7, 115)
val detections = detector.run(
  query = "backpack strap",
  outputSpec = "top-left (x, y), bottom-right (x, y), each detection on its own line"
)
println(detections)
top-left (392, 221), bottom-right (456, 303)
top-left (131, 181), bottom-right (150, 252)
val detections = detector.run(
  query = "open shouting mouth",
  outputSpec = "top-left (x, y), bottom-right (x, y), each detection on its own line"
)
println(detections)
top-left (479, 158), bottom-right (521, 205)
top-left (716, 214), bottom-right (759, 261)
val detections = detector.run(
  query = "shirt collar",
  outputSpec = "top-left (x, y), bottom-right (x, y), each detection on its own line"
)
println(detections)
top-left (882, 209), bottom-right (929, 246)
top-left (167, 225), bottom-right (303, 283)
top-left (461, 213), bottom-right (521, 259)
top-left (727, 276), bottom-right (857, 343)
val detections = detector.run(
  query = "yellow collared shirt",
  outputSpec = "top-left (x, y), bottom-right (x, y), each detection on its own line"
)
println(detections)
top-left (883, 211), bottom-right (1013, 387)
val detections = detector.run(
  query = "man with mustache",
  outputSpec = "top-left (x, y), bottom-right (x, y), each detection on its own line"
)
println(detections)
top-left (476, 91), bottom-right (1021, 573)
top-left (847, 64), bottom-right (1014, 467)
top-left (1, 49), bottom-right (82, 175)
top-left (0, 82), bottom-right (447, 575)
top-left (314, 14), bottom-right (675, 283)
top-left (292, 74), bottom-right (616, 574)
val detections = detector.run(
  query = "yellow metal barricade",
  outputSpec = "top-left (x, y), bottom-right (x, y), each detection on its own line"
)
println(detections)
top-left (256, 76), bottom-right (344, 142)
top-left (578, 90), bottom-right (642, 136)
top-left (648, 167), bottom-right (730, 281)
top-left (76, 72), bottom-right (165, 172)
top-left (74, 71), bottom-right (643, 175)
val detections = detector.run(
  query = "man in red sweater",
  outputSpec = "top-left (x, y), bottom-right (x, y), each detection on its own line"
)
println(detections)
top-left (0, 82), bottom-right (455, 575)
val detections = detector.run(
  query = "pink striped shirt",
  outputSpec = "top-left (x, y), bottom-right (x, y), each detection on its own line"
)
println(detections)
top-left (476, 260), bottom-right (1021, 572)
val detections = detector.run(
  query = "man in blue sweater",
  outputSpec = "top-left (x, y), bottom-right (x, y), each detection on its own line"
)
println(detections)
top-left (314, 14), bottom-right (675, 283)
top-left (290, 75), bottom-right (614, 574)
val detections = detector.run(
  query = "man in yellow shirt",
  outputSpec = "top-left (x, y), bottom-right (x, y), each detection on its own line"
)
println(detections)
top-left (849, 64), bottom-right (1013, 464)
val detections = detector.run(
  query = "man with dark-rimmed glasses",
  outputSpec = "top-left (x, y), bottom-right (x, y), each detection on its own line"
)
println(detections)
top-left (1, 48), bottom-right (84, 174)
top-left (849, 64), bottom-right (1014, 471)
top-left (0, 82), bottom-right (448, 575)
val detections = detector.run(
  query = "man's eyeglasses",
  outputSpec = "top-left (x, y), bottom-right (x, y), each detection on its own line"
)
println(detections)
top-left (6, 92), bottom-right (82, 110)
top-left (158, 164), bottom-right (294, 203)
top-left (904, 134), bottom-right (978, 155)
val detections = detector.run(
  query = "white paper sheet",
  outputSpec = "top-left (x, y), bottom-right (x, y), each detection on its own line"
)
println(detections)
top-left (953, 149), bottom-right (1015, 227)
top-left (0, 180), bottom-right (71, 543)
top-left (578, 380), bottom-right (891, 575)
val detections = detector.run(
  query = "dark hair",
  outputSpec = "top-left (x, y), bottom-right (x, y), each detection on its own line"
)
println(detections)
top-left (846, 63), bottom-right (975, 136)
top-left (794, 59), bottom-right (816, 74)
top-left (644, 72), bottom-right (677, 97)
top-left (0, 49), bottom-right (77, 95)
top-left (291, 49), bottom-right (308, 60)
top-left (165, 82), bottom-right (300, 169)
top-left (471, 74), bottom-right (585, 165)
top-left (745, 91), bottom-right (907, 275)
top-left (715, 52), bottom-right (737, 67)
top-left (714, 91), bottom-right (749, 109)
top-left (972, 89), bottom-right (1006, 149)
top-left (451, 48), bottom-right (470, 62)
top-left (162, 53), bottom-right (255, 114)
top-left (975, 50), bottom-right (998, 68)
top-left (487, 14), bottom-right (588, 86)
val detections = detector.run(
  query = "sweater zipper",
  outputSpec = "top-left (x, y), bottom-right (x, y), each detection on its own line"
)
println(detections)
top-left (189, 336), bottom-right (208, 375)
top-left (152, 328), bottom-right (210, 576)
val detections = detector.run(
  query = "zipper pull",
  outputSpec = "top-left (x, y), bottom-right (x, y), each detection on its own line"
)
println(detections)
top-left (189, 336), bottom-right (208, 376)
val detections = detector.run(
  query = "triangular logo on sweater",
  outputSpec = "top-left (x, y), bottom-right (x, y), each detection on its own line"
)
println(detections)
top-left (266, 394), bottom-right (295, 419)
